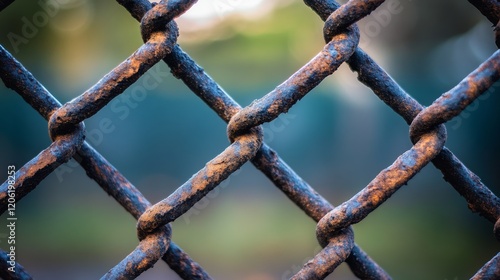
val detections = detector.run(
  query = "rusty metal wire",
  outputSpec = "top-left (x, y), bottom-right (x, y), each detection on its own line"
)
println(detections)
top-left (1, 0), bottom-right (499, 279)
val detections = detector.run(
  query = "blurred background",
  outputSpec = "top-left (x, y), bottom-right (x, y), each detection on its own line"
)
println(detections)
top-left (1, 0), bottom-right (499, 279)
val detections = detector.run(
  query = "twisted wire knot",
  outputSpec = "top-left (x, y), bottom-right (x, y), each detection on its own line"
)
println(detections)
top-left (409, 50), bottom-right (500, 144)
top-left (48, 108), bottom-right (86, 143)
top-left (322, 0), bottom-right (386, 43)
top-left (292, 227), bottom-right (354, 279)
top-left (140, 0), bottom-right (179, 44)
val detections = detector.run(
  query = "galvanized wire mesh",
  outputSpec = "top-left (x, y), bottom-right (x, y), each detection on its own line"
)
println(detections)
top-left (1, 0), bottom-right (499, 279)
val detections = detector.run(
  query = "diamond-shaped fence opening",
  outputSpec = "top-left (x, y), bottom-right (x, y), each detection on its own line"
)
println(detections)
top-left (0, 0), bottom-right (499, 279)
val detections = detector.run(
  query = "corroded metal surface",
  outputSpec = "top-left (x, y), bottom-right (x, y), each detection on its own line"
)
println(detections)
top-left (1, 0), bottom-right (499, 279)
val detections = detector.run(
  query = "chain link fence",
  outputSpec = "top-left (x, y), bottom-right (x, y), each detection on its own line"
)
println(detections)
top-left (1, 0), bottom-right (499, 279)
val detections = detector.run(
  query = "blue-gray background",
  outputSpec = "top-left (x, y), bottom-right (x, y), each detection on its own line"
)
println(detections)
top-left (0, 0), bottom-right (499, 279)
